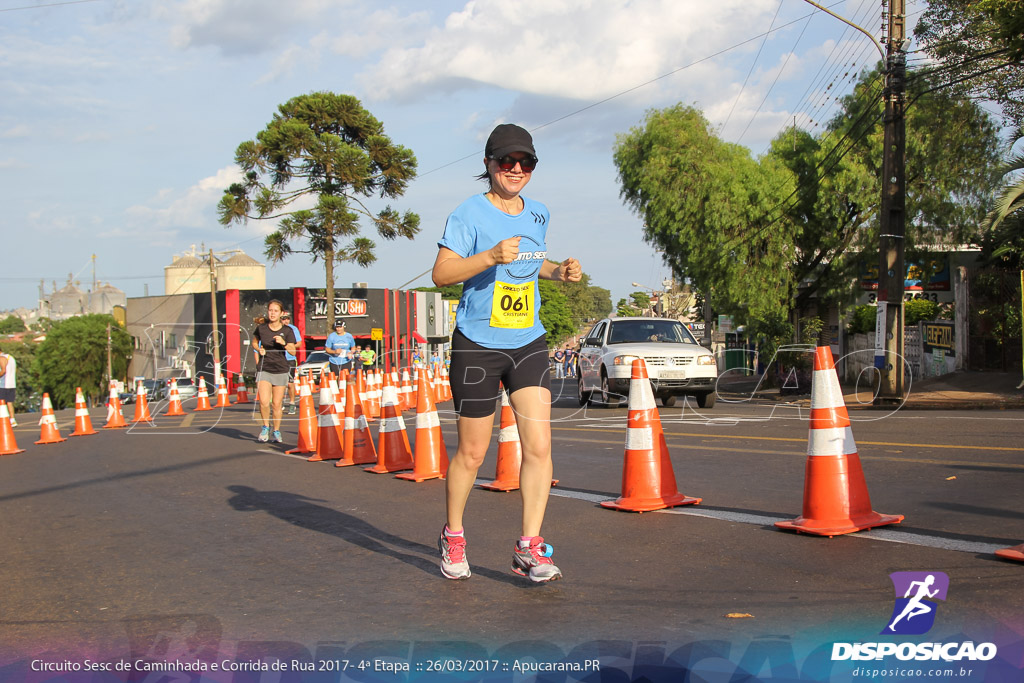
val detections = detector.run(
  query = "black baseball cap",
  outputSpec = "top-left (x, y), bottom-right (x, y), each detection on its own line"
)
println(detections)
top-left (334, 320), bottom-right (345, 327)
top-left (485, 123), bottom-right (536, 159)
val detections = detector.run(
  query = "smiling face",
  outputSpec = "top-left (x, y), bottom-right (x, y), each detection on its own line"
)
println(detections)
top-left (486, 152), bottom-right (534, 199)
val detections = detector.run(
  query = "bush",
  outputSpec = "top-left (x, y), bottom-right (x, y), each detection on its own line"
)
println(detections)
top-left (904, 298), bottom-right (940, 326)
top-left (847, 305), bottom-right (877, 334)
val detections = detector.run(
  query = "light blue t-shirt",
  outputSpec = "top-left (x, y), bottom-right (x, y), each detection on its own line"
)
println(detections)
top-left (284, 324), bottom-right (301, 362)
top-left (438, 193), bottom-right (549, 349)
top-left (325, 331), bottom-right (356, 366)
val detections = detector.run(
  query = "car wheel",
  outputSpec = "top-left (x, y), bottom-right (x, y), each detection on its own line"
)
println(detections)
top-left (696, 391), bottom-right (716, 409)
top-left (661, 394), bottom-right (676, 407)
top-left (577, 375), bottom-right (593, 407)
top-left (601, 373), bottom-right (621, 408)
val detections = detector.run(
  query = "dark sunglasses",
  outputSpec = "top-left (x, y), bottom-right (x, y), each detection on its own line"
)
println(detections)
top-left (493, 154), bottom-right (538, 172)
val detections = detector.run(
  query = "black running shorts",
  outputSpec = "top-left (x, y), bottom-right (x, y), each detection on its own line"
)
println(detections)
top-left (449, 329), bottom-right (551, 418)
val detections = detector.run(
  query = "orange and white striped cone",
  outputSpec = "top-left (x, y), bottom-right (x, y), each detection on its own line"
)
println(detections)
top-left (104, 381), bottom-right (128, 429)
top-left (287, 377), bottom-right (318, 455)
top-left (193, 381), bottom-right (213, 411)
top-left (479, 389), bottom-right (524, 492)
top-left (309, 378), bottom-right (344, 461)
top-left (336, 378), bottom-right (377, 467)
top-left (432, 366), bottom-right (444, 405)
top-left (367, 370), bottom-right (382, 420)
top-left (165, 380), bottom-right (187, 416)
top-left (601, 359), bottom-right (700, 512)
top-left (441, 365), bottom-right (452, 402)
top-left (234, 376), bottom-right (251, 404)
top-left (132, 381), bottom-right (154, 423)
top-left (396, 372), bottom-right (449, 482)
top-left (365, 375), bottom-right (414, 474)
top-left (35, 393), bottom-right (67, 445)
top-left (332, 372), bottom-right (347, 426)
top-left (399, 369), bottom-right (414, 412)
top-left (70, 387), bottom-right (97, 436)
top-left (775, 346), bottom-right (903, 536)
top-left (214, 377), bottom-right (231, 408)
top-left (0, 401), bottom-right (26, 455)
top-left (996, 543), bottom-right (1024, 562)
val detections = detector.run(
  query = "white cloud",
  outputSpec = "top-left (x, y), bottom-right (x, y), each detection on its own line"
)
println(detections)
top-left (124, 165), bottom-right (244, 232)
top-left (154, 0), bottom-right (345, 55)
top-left (2, 124), bottom-right (30, 138)
top-left (360, 0), bottom-right (779, 102)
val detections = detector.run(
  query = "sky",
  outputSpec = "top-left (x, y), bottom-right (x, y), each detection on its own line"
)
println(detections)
top-left (0, 0), bottom-right (927, 314)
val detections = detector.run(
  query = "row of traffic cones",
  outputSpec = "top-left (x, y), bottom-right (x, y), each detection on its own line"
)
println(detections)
top-left (2, 354), bottom-right (1020, 564)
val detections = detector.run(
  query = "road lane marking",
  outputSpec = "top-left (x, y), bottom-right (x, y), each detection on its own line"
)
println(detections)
top-left (551, 424), bottom-right (1024, 453)
top-left (539, 486), bottom-right (1010, 555)
top-left (552, 434), bottom-right (1024, 469)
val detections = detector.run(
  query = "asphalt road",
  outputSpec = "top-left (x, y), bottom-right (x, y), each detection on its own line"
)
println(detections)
top-left (1, 381), bottom-right (1021, 681)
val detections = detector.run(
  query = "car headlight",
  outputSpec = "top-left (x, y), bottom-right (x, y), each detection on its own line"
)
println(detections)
top-left (697, 355), bottom-right (717, 366)
top-left (613, 354), bottom-right (641, 366)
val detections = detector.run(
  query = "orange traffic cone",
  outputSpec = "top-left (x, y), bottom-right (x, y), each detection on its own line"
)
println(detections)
top-left (214, 376), bottom-right (231, 408)
top-left (35, 393), bottom-right (67, 445)
top-left (287, 377), bottom-right (318, 455)
top-left (309, 378), bottom-right (343, 461)
top-left (399, 368), bottom-right (414, 412)
top-left (165, 379), bottom-right (187, 416)
top-left (104, 381), bottom-right (127, 429)
top-left (775, 346), bottom-right (903, 536)
top-left (194, 380), bottom-right (213, 411)
top-left (395, 372), bottom-right (448, 482)
top-left (336, 378), bottom-right (377, 467)
top-left (996, 543), bottom-right (1024, 562)
top-left (365, 370), bottom-right (381, 420)
top-left (365, 375), bottom-right (413, 474)
top-left (440, 365), bottom-right (452, 402)
top-left (432, 367), bottom-right (444, 405)
top-left (601, 359), bottom-right (700, 512)
top-left (0, 400), bottom-right (25, 455)
top-left (479, 389), bottom-right (525, 492)
top-left (234, 378), bottom-right (251, 404)
top-left (132, 381), bottom-right (154, 423)
top-left (69, 387), bottom-right (97, 436)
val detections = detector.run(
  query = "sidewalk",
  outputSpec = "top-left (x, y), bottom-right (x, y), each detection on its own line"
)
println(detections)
top-left (717, 369), bottom-right (1024, 410)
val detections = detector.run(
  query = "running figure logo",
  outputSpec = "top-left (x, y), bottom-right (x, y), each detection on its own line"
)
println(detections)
top-left (882, 571), bottom-right (949, 635)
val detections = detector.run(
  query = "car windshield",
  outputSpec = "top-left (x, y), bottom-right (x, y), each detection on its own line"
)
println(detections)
top-left (607, 320), bottom-right (697, 345)
top-left (304, 351), bottom-right (330, 363)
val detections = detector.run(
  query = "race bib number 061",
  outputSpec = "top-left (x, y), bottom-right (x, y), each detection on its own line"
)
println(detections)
top-left (490, 281), bottom-right (535, 329)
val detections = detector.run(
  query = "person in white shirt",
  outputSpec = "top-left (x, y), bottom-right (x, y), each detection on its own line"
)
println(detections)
top-left (0, 352), bottom-right (17, 427)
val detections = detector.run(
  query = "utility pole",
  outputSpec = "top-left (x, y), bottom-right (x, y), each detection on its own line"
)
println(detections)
top-left (875, 0), bottom-right (907, 405)
top-left (106, 322), bottom-right (113, 386)
top-left (208, 249), bottom-right (222, 384)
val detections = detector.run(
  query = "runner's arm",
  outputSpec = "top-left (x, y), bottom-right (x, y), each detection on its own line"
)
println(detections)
top-left (432, 240), bottom-right (521, 286)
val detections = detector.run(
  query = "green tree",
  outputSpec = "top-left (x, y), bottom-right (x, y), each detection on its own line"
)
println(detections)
top-left (34, 314), bottom-right (131, 408)
top-left (0, 315), bottom-right (26, 335)
top-left (768, 65), bottom-right (1002, 311)
top-left (915, 0), bottom-right (1024, 126)
top-left (614, 104), bottom-right (798, 324)
top-left (537, 281), bottom-right (574, 345)
top-left (219, 92), bottom-right (420, 327)
top-left (548, 270), bottom-right (611, 330)
top-left (981, 126), bottom-right (1024, 268)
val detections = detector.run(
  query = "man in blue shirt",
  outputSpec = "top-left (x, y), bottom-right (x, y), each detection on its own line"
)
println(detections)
top-left (281, 312), bottom-right (303, 414)
top-left (325, 321), bottom-right (355, 374)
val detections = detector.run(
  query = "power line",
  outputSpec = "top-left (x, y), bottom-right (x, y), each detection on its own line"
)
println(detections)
top-left (721, 0), bottom-right (783, 135)
top-left (0, 0), bottom-right (102, 11)
top-left (417, 0), bottom-right (855, 179)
